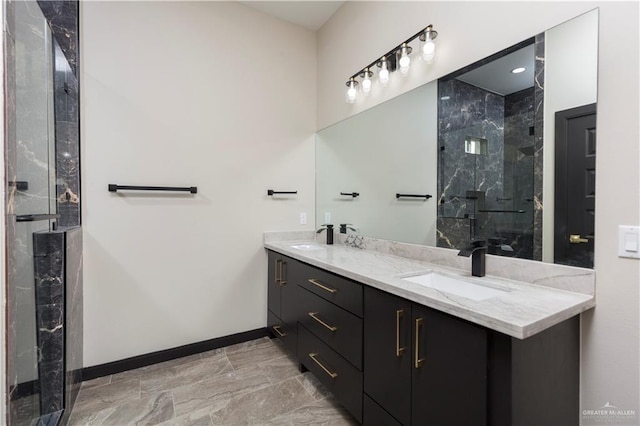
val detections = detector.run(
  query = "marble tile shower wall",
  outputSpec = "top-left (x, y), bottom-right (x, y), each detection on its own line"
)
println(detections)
top-left (40, 0), bottom-right (81, 227)
top-left (437, 35), bottom-right (545, 260)
top-left (532, 33), bottom-right (545, 261)
top-left (437, 79), bottom-right (505, 246)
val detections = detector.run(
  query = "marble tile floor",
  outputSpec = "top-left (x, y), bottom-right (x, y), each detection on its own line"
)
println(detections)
top-left (68, 337), bottom-right (358, 425)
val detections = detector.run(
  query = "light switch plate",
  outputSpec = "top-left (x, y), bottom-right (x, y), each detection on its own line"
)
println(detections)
top-left (618, 225), bottom-right (640, 259)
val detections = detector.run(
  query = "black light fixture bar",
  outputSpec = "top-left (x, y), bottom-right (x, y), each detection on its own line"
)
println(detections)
top-left (348, 25), bottom-right (437, 80)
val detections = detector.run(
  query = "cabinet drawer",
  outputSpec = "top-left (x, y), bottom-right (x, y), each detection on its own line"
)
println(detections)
top-left (299, 287), bottom-right (363, 369)
top-left (267, 310), bottom-right (297, 356)
top-left (297, 266), bottom-right (363, 317)
top-left (298, 325), bottom-right (363, 423)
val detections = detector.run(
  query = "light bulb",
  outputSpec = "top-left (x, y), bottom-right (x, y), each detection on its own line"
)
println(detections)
top-left (398, 44), bottom-right (411, 75)
top-left (361, 69), bottom-right (372, 94)
top-left (378, 57), bottom-right (390, 86)
top-left (345, 79), bottom-right (358, 103)
top-left (419, 26), bottom-right (438, 63)
top-left (422, 40), bottom-right (435, 62)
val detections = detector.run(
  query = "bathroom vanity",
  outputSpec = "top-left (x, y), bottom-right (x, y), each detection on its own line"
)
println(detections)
top-left (265, 233), bottom-right (594, 426)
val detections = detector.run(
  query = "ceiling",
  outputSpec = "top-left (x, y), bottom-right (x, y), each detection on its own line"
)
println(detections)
top-left (456, 44), bottom-right (535, 96)
top-left (239, 1), bottom-right (344, 31)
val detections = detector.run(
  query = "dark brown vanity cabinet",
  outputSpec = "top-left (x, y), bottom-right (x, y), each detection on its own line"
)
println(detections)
top-left (267, 251), bottom-right (301, 355)
top-left (266, 250), bottom-right (580, 426)
top-left (295, 260), bottom-right (364, 423)
top-left (363, 287), bottom-right (487, 426)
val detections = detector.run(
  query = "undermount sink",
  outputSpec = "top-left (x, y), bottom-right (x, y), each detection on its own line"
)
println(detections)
top-left (401, 271), bottom-right (511, 301)
top-left (289, 243), bottom-right (325, 251)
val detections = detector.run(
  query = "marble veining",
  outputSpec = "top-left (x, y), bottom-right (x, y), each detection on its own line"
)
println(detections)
top-left (265, 233), bottom-right (594, 339)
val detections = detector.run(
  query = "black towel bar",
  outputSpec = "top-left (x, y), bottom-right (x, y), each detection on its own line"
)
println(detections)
top-left (267, 189), bottom-right (297, 196)
top-left (16, 214), bottom-right (60, 222)
top-left (396, 193), bottom-right (432, 199)
top-left (340, 192), bottom-right (360, 198)
top-left (108, 184), bottom-right (197, 194)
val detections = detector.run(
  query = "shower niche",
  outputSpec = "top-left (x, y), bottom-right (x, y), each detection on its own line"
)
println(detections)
top-left (437, 39), bottom-right (540, 260)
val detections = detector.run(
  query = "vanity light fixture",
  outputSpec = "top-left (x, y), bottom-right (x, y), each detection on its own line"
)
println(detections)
top-left (419, 25), bottom-right (438, 62)
top-left (344, 24), bottom-right (439, 103)
top-left (346, 77), bottom-right (359, 103)
top-left (377, 56), bottom-right (391, 86)
top-left (511, 67), bottom-right (526, 74)
top-left (398, 43), bottom-right (412, 75)
top-left (360, 69), bottom-right (373, 94)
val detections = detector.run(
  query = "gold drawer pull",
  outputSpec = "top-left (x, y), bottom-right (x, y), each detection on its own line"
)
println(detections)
top-left (309, 353), bottom-right (338, 379)
top-left (279, 261), bottom-right (287, 285)
top-left (272, 325), bottom-right (286, 337)
top-left (415, 317), bottom-right (424, 369)
top-left (308, 278), bottom-right (337, 294)
top-left (308, 312), bottom-right (338, 332)
top-left (396, 309), bottom-right (405, 357)
top-left (274, 259), bottom-right (280, 284)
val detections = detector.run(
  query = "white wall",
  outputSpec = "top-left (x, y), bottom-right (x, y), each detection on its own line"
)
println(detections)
top-left (316, 82), bottom-right (437, 245)
top-left (318, 1), bottom-right (639, 420)
top-left (542, 10), bottom-right (599, 262)
top-left (81, 1), bottom-right (316, 366)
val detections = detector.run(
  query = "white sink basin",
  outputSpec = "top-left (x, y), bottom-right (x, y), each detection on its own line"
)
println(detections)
top-left (401, 272), bottom-right (510, 301)
top-left (289, 243), bottom-right (325, 251)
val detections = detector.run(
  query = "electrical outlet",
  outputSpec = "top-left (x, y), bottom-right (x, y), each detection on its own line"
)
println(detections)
top-left (300, 212), bottom-right (307, 225)
top-left (324, 212), bottom-right (331, 224)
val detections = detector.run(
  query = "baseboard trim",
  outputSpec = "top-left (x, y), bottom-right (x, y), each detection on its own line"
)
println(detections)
top-left (9, 379), bottom-right (39, 399)
top-left (82, 328), bottom-right (269, 381)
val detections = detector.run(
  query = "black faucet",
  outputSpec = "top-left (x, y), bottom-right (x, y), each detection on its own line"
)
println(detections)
top-left (458, 239), bottom-right (487, 277)
top-left (316, 224), bottom-right (334, 245)
top-left (339, 224), bottom-right (356, 234)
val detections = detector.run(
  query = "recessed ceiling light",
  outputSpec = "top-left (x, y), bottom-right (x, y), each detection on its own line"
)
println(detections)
top-left (440, 96), bottom-right (450, 100)
top-left (511, 67), bottom-right (526, 74)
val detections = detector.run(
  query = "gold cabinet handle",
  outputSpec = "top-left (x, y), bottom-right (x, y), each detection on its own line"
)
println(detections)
top-left (396, 309), bottom-right (405, 357)
top-left (309, 353), bottom-right (338, 379)
top-left (414, 317), bottom-right (424, 369)
top-left (308, 278), bottom-right (337, 294)
top-left (274, 259), bottom-right (280, 284)
top-left (272, 325), bottom-right (286, 337)
top-left (308, 312), bottom-right (338, 332)
top-left (279, 261), bottom-right (287, 285)
top-left (569, 234), bottom-right (589, 244)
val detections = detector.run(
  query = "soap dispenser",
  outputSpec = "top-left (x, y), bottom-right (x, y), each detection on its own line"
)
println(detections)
top-left (316, 224), bottom-right (334, 245)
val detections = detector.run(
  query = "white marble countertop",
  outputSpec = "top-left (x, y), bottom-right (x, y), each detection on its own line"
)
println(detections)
top-left (265, 238), bottom-right (595, 339)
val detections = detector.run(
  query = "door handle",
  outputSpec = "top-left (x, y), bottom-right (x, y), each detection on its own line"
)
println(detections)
top-left (396, 309), bottom-right (405, 357)
top-left (414, 317), bottom-right (424, 369)
top-left (569, 234), bottom-right (589, 244)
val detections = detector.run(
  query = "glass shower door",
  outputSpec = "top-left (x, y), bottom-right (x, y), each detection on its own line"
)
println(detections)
top-left (8, 1), bottom-right (59, 423)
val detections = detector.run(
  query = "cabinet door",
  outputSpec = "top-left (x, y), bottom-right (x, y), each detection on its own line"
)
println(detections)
top-left (267, 251), bottom-right (282, 317)
top-left (412, 305), bottom-right (487, 426)
top-left (280, 256), bottom-right (301, 355)
top-left (364, 287), bottom-right (412, 426)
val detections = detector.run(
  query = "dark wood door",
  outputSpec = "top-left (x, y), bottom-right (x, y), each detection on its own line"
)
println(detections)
top-left (412, 305), bottom-right (487, 426)
top-left (554, 104), bottom-right (597, 268)
top-left (363, 287), bottom-right (412, 426)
